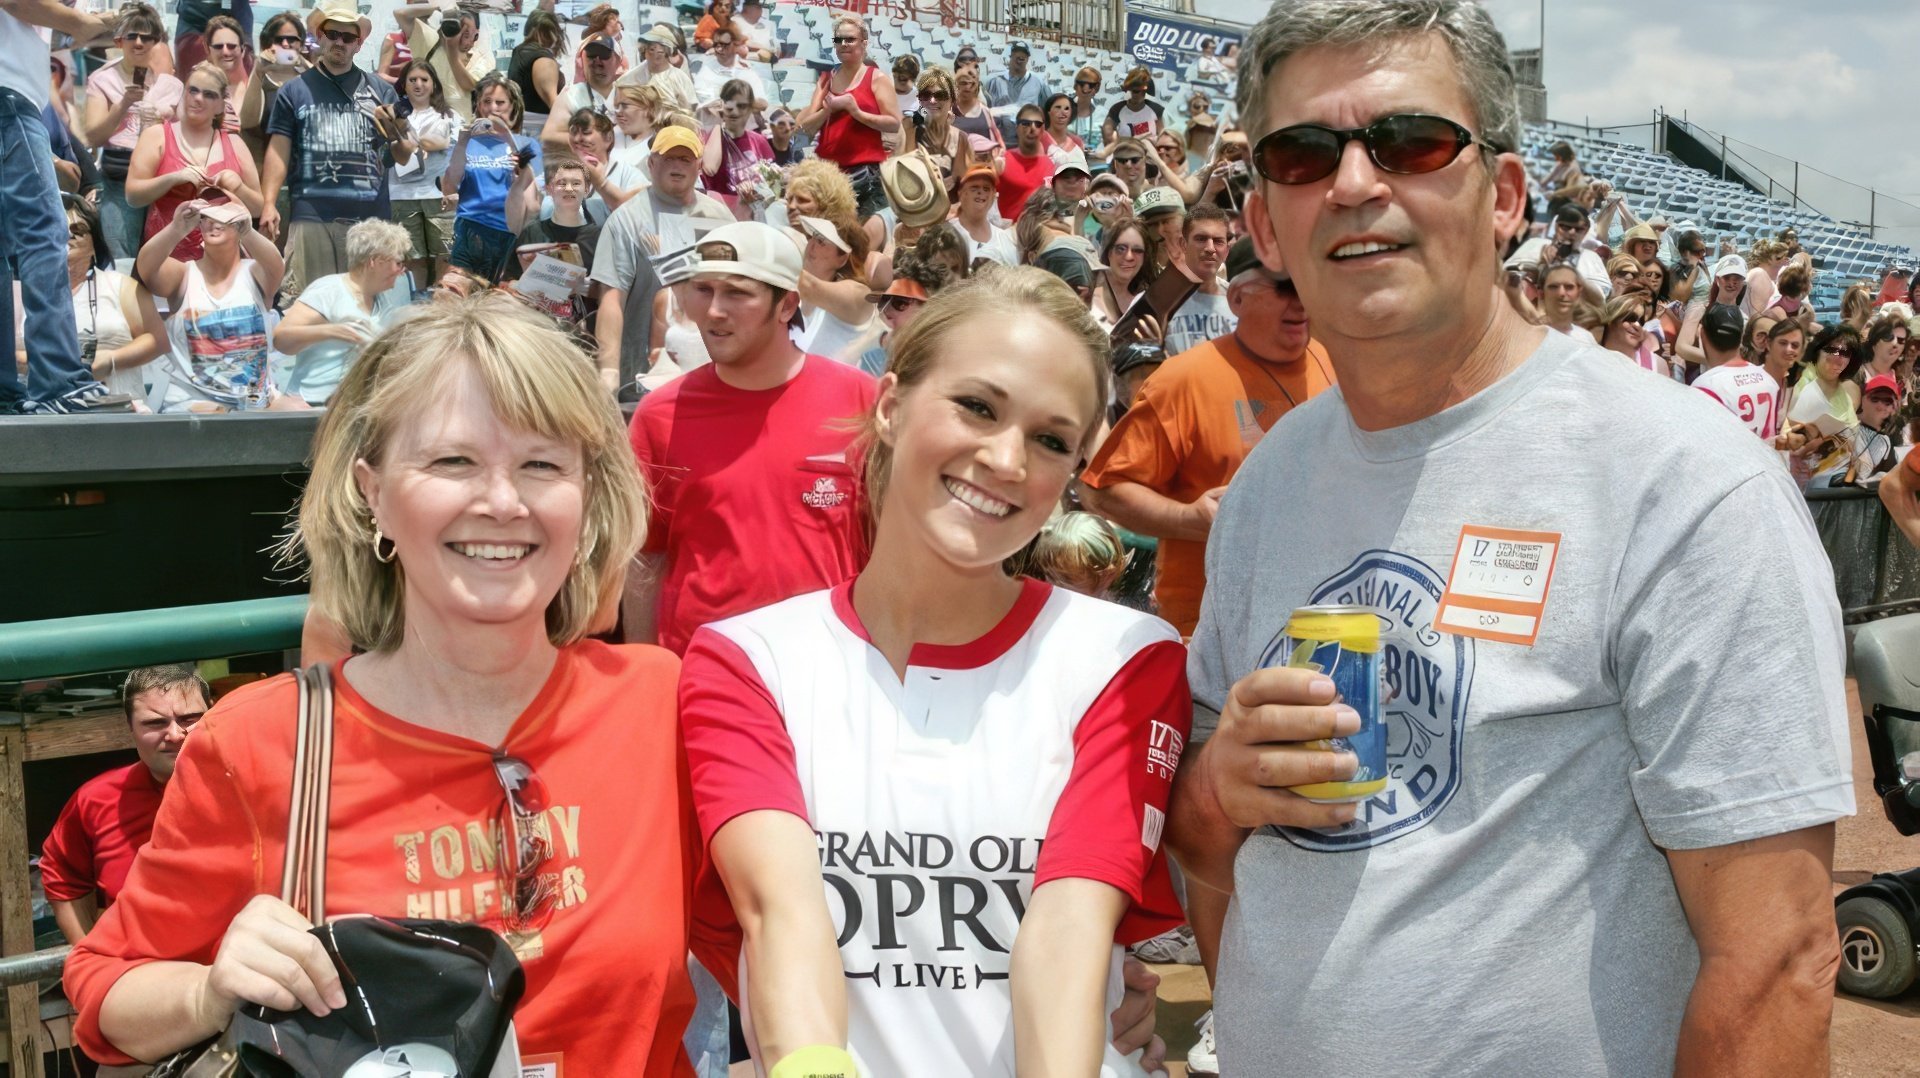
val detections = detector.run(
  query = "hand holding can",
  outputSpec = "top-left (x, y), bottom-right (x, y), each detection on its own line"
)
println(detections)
top-left (1202, 665), bottom-right (1362, 833)
top-left (1273, 606), bottom-right (1387, 804)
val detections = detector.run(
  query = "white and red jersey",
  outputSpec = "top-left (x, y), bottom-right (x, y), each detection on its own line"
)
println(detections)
top-left (1694, 360), bottom-right (1782, 440)
top-left (681, 578), bottom-right (1189, 1077)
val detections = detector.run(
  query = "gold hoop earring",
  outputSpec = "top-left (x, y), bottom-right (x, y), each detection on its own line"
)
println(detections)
top-left (373, 527), bottom-right (398, 564)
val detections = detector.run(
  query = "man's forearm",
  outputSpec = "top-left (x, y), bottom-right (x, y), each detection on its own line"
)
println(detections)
top-left (3, 0), bottom-right (111, 39)
top-left (1674, 953), bottom-right (1835, 1078)
top-left (1081, 480), bottom-right (1205, 543)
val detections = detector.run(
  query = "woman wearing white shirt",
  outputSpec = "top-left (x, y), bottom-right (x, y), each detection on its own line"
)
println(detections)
top-left (48, 197), bottom-right (169, 402)
top-left (794, 216), bottom-right (882, 365)
top-left (389, 61), bottom-right (458, 289)
top-left (272, 221), bottom-right (412, 404)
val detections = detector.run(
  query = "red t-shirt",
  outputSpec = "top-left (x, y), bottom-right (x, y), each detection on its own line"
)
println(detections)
top-left (39, 762), bottom-right (166, 906)
top-left (997, 149), bottom-right (1055, 221)
top-left (814, 63), bottom-right (887, 169)
top-left (65, 643), bottom-right (700, 1076)
top-left (629, 355), bottom-right (877, 654)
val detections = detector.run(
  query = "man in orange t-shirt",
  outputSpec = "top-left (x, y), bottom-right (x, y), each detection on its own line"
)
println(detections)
top-left (1081, 238), bottom-right (1333, 636)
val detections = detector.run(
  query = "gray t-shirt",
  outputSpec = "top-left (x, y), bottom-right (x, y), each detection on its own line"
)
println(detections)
top-left (1188, 330), bottom-right (1852, 1076)
top-left (589, 188), bottom-right (732, 388)
top-left (1164, 290), bottom-right (1236, 357)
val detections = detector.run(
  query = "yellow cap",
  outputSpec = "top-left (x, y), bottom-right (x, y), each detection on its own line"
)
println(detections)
top-left (651, 124), bottom-right (702, 157)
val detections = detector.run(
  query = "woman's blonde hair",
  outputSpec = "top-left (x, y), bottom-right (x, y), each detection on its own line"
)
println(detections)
top-left (859, 266), bottom-right (1110, 514)
top-left (1018, 510), bottom-right (1130, 597)
top-left (785, 158), bottom-right (858, 226)
top-left (1604, 253), bottom-right (1640, 282)
top-left (1841, 282), bottom-right (1873, 325)
top-left (613, 81), bottom-right (663, 112)
top-left (1598, 292), bottom-right (1650, 334)
top-left (286, 293), bottom-right (647, 653)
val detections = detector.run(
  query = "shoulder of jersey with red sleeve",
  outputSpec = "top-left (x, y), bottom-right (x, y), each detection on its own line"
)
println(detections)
top-left (1032, 636), bottom-right (1190, 945)
top-left (63, 676), bottom-right (295, 1066)
top-left (680, 624), bottom-right (811, 846)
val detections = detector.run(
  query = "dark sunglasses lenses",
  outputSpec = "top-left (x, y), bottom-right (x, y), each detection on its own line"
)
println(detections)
top-left (323, 28), bottom-right (359, 43)
top-left (493, 754), bottom-right (556, 928)
top-left (832, 35), bottom-right (858, 44)
top-left (1113, 155), bottom-right (1142, 166)
top-left (274, 34), bottom-right (303, 45)
top-left (1255, 114), bottom-right (1474, 185)
top-left (124, 32), bottom-right (159, 44)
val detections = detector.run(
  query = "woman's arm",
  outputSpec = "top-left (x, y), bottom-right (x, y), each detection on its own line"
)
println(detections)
top-left (854, 74), bottom-right (900, 134)
top-left (441, 125), bottom-right (474, 198)
top-left (51, 896), bottom-right (98, 946)
top-left (96, 278), bottom-right (170, 380)
top-left (136, 215), bottom-right (192, 305)
top-left (270, 299), bottom-right (356, 354)
top-left (797, 270), bottom-right (871, 325)
top-left (710, 811), bottom-right (847, 1065)
top-left (1011, 878), bottom-right (1127, 1076)
top-left (79, 84), bottom-right (132, 148)
top-left (530, 57), bottom-right (561, 112)
top-left (503, 162), bottom-right (538, 235)
top-left (796, 75), bottom-right (829, 136)
top-left (122, 125), bottom-right (180, 207)
top-left (1674, 301), bottom-right (1707, 367)
top-left (238, 221), bottom-right (286, 299)
top-left (220, 141), bottom-right (266, 216)
top-left (239, 63), bottom-right (270, 131)
top-left (700, 119), bottom-right (725, 177)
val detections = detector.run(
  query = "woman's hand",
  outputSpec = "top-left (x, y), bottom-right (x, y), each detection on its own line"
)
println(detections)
top-left (194, 895), bottom-right (346, 1026)
top-left (172, 199), bottom-right (205, 232)
top-left (214, 169), bottom-right (243, 194)
top-left (330, 321), bottom-right (375, 345)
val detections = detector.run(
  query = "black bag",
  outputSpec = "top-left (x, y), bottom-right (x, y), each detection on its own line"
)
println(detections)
top-left (148, 666), bottom-right (526, 1077)
top-left (101, 145), bottom-right (134, 183)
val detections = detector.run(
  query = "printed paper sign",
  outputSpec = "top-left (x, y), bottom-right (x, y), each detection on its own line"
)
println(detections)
top-left (1433, 525), bottom-right (1561, 646)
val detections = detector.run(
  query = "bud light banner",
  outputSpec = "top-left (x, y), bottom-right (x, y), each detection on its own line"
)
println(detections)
top-left (1123, 8), bottom-right (1243, 78)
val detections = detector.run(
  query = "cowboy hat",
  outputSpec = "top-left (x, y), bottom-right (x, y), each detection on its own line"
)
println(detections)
top-left (880, 150), bottom-right (950, 229)
top-left (306, 0), bottom-right (372, 42)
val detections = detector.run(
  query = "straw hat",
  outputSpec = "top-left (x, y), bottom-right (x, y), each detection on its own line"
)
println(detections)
top-left (880, 150), bottom-right (951, 228)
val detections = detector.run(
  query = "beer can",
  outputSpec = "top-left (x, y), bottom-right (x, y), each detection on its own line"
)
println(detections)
top-left (1275, 605), bottom-right (1386, 804)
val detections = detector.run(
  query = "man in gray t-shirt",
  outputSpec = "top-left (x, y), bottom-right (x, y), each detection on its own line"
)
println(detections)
top-left (590, 128), bottom-right (731, 393)
top-left (1167, 5), bottom-right (1852, 1076)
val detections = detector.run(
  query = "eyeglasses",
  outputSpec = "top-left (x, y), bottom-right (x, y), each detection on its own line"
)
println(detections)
top-left (1017, 118), bottom-right (1043, 128)
top-left (1112, 155), bottom-right (1144, 166)
top-left (832, 35), bottom-right (859, 44)
top-left (880, 296), bottom-right (923, 312)
top-left (1822, 344), bottom-right (1857, 359)
top-left (322, 28), bottom-right (361, 44)
top-left (917, 90), bottom-right (949, 102)
top-left (1612, 315), bottom-right (1648, 328)
top-left (1074, 79), bottom-right (1097, 89)
top-left (121, 31), bottom-right (161, 45)
top-left (209, 40), bottom-right (242, 51)
top-left (185, 85), bottom-right (224, 101)
top-left (273, 34), bottom-right (304, 46)
top-left (1252, 113), bottom-right (1495, 185)
top-left (67, 225), bottom-right (89, 244)
top-left (1109, 242), bottom-right (1144, 257)
top-left (492, 752), bottom-right (558, 931)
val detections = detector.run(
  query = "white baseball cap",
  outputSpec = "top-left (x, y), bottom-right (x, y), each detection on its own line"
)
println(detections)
top-left (693, 222), bottom-right (803, 290)
top-left (1711, 253), bottom-right (1748, 280)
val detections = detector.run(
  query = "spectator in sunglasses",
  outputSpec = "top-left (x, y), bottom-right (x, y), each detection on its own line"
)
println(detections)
top-left (796, 14), bottom-right (901, 223)
top-left (996, 102), bottom-right (1055, 221)
top-left (126, 62), bottom-right (263, 263)
top-left (1808, 374), bottom-right (1899, 489)
top-left (1792, 324), bottom-right (1864, 429)
top-left (65, 296), bottom-right (705, 1078)
top-left (238, 13), bottom-right (309, 163)
top-left (81, 4), bottom-right (185, 262)
top-left (1102, 66), bottom-right (1163, 149)
top-left (199, 17), bottom-right (251, 131)
top-left (1597, 293), bottom-right (1652, 362)
top-left (856, 251), bottom-right (947, 376)
top-left (901, 68), bottom-right (975, 189)
top-left (1170, 4), bottom-right (1848, 1076)
top-left (1069, 66), bottom-right (1105, 158)
top-left (1106, 136), bottom-right (1155, 197)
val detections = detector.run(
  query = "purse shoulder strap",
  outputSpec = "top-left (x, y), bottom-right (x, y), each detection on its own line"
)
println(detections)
top-left (280, 664), bottom-right (335, 926)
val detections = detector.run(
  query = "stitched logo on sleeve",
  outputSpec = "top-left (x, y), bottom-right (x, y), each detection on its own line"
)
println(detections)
top-left (1147, 720), bottom-right (1184, 780)
top-left (801, 476), bottom-right (848, 508)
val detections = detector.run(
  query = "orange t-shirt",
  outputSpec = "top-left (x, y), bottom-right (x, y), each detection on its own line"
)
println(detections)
top-left (65, 642), bottom-right (699, 1077)
top-left (1081, 334), bottom-right (1335, 635)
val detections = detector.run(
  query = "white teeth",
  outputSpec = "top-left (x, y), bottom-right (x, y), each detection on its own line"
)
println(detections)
top-left (1332, 241), bottom-right (1404, 259)
top-left (943, 478), bottom-right (1013, 518)
top-left (452, 542), bottom-right (532, 560)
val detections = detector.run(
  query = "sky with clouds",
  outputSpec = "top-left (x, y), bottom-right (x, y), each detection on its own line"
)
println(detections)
top-left (1192, 0), bottom-right (1920, 249)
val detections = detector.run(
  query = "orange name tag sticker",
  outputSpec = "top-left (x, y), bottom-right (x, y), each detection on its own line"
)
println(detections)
top-left (1433, 525), bottom-right (1562, 646)
top-left (520, 1053), bottom-right (563, 1078)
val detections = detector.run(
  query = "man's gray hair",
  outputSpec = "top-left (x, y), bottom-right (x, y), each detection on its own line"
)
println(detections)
top-left (345, 219), bottom-right (413, 271)
top-left (1234, 0), bottom-right (1521, 155)
top-left (122, 663), bottom-right (211, 721)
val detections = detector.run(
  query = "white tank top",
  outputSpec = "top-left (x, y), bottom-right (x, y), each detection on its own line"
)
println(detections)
top-left (74, 270), bottom-right (142, 399)
top-left (797, 304), bottom-right (882, 367)
top-left (162, 259), bottom-right (273, 411)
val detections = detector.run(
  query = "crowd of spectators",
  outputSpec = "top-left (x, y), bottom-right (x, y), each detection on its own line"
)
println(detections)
top-left (13, 2), bottom-right (1912, 1078)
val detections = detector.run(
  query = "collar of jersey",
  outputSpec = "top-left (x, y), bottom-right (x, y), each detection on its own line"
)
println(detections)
top-left (829, 576), bottom-right (1053, 670)
top-left (327, 649), bottom-right (574, 754)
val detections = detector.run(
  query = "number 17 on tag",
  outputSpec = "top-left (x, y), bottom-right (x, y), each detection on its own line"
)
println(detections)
top-left (1433, 525), bottom-right (1561, 646)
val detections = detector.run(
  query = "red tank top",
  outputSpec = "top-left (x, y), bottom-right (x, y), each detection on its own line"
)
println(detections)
top-left (815, 63), bottom-right (886, 169)
top-left (145, 122), bottom-right (244, 262)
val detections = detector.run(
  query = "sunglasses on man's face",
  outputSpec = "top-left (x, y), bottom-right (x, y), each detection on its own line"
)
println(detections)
top-left (322, 28), bottom-right (361, 44)
top-left (1017, 118), bottom-right (1043, 128)
top-left (1252, 113), bottom-right (1495, 185)
top-left (832, 35), bottom-right (859, 44)
top-left (209, 40), bottom-right (243, 52)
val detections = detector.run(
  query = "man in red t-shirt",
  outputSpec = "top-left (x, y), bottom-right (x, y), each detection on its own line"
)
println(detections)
top-left (625, 221), bottom-right (878, 654)
top-left (40, 664), bottom-right (209, 944)
top-left (997, 102), bottom-right (1055, 221)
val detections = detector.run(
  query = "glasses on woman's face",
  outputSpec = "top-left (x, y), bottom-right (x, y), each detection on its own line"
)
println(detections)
top-left (917, 89), bottom-right (949, 102)
top-left (67, 224), bottom-right (89, 245)
top-left (273, 33), bottom-right (303, 46)
top-left (832, 34), bottom-right (860, 45)
top-left (186, 84), bottom-right (223, 101)
top-left (121, 31), bottom-right (160, 45)
top-left (1253, 113), bottom-right (1493, 185)
top-left (881, 296), bottom-right (923, 313)
top-left (1075, 79), bottom-right (1097, 90)
top-left (1110, 242), bottom-right (1144, 259)
top-left (1112, 154), bottom-right (1143, 168)
top-left (1823, 344), bottom-right (1855, 359)
top-left (493, 753), bottom-right (558, 931)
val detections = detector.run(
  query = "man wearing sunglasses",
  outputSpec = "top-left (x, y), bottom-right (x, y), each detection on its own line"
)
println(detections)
top-left (260, 0), bottom-right (413, 301)
top-left (996, 103), bottom-right (1054, 221)
top-left (1168, 3), bottom-right (1849, 1076)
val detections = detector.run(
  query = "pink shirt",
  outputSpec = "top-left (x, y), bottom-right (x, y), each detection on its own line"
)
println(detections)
top-left (87, 58), bottom-right (184, 151)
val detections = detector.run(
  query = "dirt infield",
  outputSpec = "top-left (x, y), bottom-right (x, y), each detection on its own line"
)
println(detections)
top-left (1150, 678), bottom-right (1920, 1076)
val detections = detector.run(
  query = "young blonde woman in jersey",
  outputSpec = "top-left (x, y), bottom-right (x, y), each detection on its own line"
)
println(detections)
top-left (681, 267), bottom-right (1186, 1078)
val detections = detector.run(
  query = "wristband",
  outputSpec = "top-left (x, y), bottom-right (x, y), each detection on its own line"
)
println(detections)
top-left (768, 1046), bottom-right (857, 1078)
top-left (1906, 444), bottom-right (1920, 477)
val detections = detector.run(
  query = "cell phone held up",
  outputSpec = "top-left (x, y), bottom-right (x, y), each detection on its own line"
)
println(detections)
top-left (514, 146), bottom-right (535, 170)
